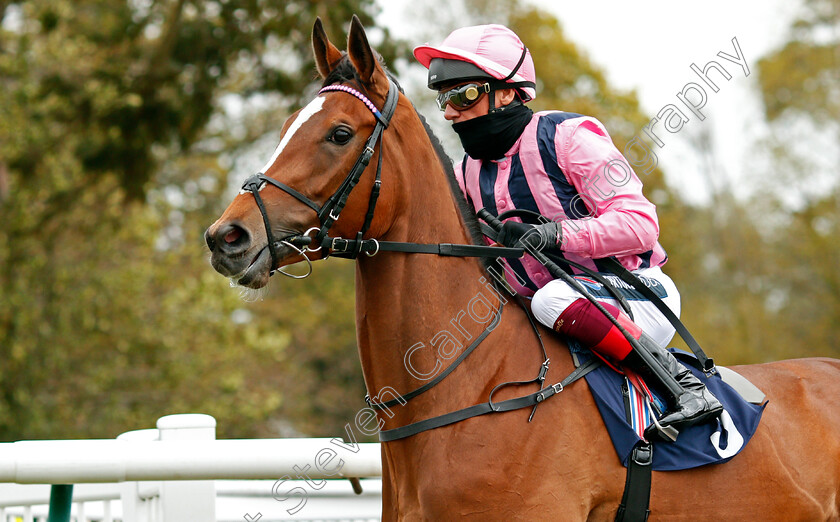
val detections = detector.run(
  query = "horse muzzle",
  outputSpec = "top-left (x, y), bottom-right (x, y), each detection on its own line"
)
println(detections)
top-left (204, 222), bottom-right (263, 284)
top-left (205, 223), bottom-right (311, 288)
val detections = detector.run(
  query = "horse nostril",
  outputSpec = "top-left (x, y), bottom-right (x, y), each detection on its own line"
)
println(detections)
top-left (224, 227), bottom-right (243, 244)
top-left (214, 223), bottom-right (250, 254)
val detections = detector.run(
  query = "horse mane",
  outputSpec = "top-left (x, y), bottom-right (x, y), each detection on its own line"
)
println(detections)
top-left (320, 55), bottom-right (487, 249)
top-left (413, 110), bottom-right (487, 249)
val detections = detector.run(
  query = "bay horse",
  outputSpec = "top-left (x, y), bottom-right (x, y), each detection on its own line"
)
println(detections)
top-left (205, 16), bottom-right (840, 520)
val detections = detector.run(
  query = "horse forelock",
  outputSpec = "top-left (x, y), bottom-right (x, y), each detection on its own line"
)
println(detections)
top-left (321, 53), bottom-right (405, 95)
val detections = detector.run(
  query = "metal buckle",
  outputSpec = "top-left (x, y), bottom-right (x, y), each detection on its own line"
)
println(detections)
top-left (330, 237), bottom-right (350, 253)
top-left (537, 358), bottom-right (551, 381)
top-left (536, 381), bottom-right (563, 404)
top-left (328, 209), bottom-right (340, 222)
top-left (632, 443), bottom-right (653, 465)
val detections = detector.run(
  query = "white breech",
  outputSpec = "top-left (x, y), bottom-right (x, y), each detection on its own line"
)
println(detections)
top-left (530, 266), bottom-right (682, 348)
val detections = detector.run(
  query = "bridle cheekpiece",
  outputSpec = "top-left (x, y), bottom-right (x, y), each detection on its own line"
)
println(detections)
top-left (240, 79), bottom-right (399, 277)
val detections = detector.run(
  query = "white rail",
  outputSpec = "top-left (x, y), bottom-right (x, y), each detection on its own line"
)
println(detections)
top-left (0, 438), bottom-right (381, 483)
top-left (0, 414), bottom-right (383, 522)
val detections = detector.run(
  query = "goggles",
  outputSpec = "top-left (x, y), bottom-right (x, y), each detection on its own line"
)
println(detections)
top-left (435, 82), bottom-right (490, 111)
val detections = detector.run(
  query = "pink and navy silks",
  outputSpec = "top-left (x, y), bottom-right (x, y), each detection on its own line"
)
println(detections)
top-left (454, 111), bottom-right (668, 296)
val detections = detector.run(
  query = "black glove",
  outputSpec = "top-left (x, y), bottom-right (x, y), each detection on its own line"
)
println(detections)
top-left (498, 220), bottom-right (561, 251)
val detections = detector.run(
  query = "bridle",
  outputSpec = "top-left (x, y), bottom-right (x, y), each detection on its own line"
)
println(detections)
top-left (240, 77), bottom-right (528, 274)
top-left (240, 79), bottom-right (400, 277)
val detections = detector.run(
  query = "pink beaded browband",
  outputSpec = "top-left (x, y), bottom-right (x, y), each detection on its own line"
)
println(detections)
top-left (319, 85), bottom-right (383, 121)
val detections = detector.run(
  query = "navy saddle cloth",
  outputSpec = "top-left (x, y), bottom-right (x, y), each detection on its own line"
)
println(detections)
top-left (577, 348), bottom-right (767, 471)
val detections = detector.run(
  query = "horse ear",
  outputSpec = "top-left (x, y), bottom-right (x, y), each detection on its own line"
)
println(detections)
top-left (347, 15), bottom-right (387, 89)
top-left (312, 17), bottom-right (343, 79)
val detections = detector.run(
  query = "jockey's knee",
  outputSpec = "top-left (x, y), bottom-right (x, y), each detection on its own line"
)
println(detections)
top-left (530, 280), bottom-right (580, 330)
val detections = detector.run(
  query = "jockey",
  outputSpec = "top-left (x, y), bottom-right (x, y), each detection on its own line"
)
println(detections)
top-left (414, 24), bottom-right (722, 440)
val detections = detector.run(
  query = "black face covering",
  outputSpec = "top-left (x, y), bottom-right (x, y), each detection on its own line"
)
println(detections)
top-left (452, 103), bottom-right (533, 161)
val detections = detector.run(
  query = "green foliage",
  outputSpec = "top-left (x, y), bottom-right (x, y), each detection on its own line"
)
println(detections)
top-left (0, 0), bottom-right (392, 201)
top-left (757, 0), bottom-right (840, 123)
top-left (743, 0), bottom-right (840, 360)
top-left (0, 0), bottom-right (389, 440)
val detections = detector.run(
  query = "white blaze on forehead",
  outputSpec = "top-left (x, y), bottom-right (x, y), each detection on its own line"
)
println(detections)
top-left (258, 96), bottom-right (326, 175)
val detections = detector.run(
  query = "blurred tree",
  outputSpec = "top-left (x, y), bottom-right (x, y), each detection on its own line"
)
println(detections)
top-left (663, 0), bottom-right (840, 364)
top-left (751, 0), bottom-right (840, 360)
top-left (0, 0), bottom-right (392, 440)
top-left (757, 0), bottom-right (840, 125)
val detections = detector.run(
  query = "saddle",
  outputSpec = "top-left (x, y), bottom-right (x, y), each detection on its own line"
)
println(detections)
top-left (572, 345), bottom-right (767, 470)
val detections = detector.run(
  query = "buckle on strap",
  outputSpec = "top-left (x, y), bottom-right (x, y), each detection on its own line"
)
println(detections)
top-left (631, 443), bottom-right (653, 466)
top-left (536, 382), bottom-right (564, 403)
top-left (330, 237), bottom-right (350, 253)
top-left (537, 358), bottom-right (550, 381)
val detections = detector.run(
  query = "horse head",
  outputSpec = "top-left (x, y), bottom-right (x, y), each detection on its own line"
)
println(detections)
top-left (205, 16), bottom-right (402, 288)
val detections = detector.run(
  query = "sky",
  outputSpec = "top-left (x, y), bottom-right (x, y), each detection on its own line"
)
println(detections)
top-left (376, 0), bottom-right (806, 205)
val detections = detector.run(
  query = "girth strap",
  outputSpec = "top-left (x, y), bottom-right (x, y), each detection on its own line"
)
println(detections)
top-left (615, 442), bottom-right (653, 522)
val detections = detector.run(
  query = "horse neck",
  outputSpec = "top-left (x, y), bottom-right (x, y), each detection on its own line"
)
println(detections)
top-left (353, 115), bottom-right (509, 408)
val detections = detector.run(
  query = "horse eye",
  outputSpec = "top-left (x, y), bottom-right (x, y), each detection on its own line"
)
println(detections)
top-left (329, 127), bottom-right (353, 145)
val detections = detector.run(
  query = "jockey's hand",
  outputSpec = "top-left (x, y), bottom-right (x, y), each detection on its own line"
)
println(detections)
top-left (498, 220), bottom-right (561, 251)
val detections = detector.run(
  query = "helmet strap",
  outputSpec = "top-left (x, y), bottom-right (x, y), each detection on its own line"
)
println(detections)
top-left (487, 83), bottom-right (524, 114)
top-left (502, 46), bottom-right (529, 82)
top-left (490, 46), bottom-right (534, 112)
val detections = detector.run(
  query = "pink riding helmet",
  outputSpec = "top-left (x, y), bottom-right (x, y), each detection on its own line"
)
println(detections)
top-left (414, 24), bottom-right (537, 102)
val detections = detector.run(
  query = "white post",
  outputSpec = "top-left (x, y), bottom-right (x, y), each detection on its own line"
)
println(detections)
top-left (156, 414), bottom-right (216, 522)
top-left (103, 500), bottom-right (113, 522)
top-left (117, 428), bottom-right (159, 522)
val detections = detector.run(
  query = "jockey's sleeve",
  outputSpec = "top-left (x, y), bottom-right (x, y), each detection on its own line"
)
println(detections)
top-left (554, 118), bottom-right (660, 258)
